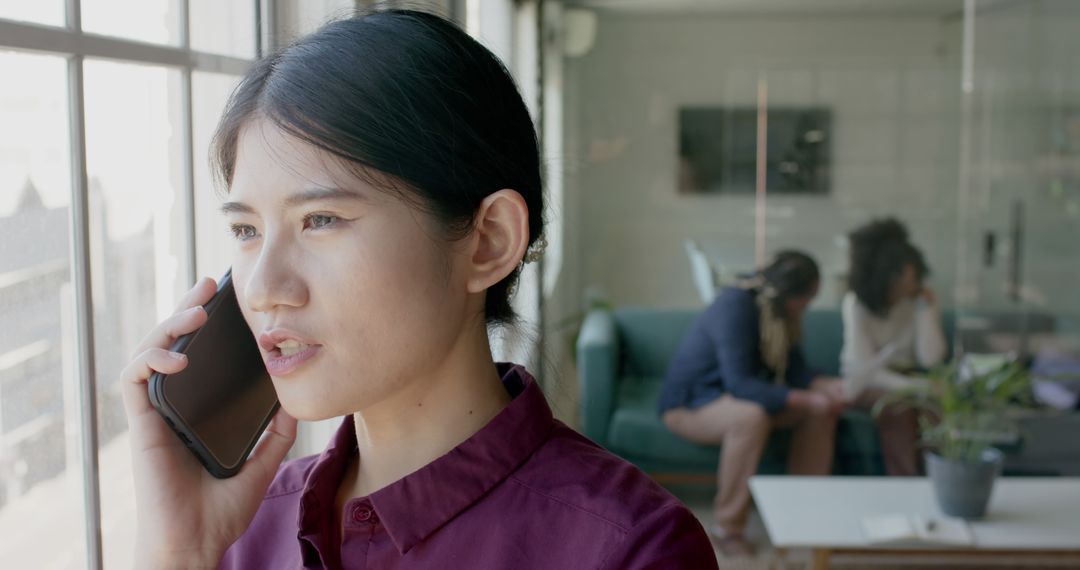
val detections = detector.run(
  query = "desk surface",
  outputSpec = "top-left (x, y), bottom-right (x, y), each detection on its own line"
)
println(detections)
top-left (749, 476), bottom-right (1080, 550)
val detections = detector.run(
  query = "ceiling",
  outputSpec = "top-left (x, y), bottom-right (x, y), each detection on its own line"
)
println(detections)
top-left (566, 0), bottom-right (966, 18)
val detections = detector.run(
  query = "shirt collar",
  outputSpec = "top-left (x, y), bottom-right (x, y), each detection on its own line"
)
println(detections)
top-left (296, 363), bottom-right (556, 555)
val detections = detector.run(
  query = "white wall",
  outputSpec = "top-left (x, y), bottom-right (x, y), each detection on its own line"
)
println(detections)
top-left (557, 13), bottom-right (965, 316)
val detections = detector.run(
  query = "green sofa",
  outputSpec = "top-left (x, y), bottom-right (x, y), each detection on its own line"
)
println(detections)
top-left (574, 306), bottom-right (952, 478)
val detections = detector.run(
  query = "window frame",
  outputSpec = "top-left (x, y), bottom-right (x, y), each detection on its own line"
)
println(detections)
top-left (0, 2), bottom-right (532, 566)
top-left (0, 2), bottom-right (266, 568)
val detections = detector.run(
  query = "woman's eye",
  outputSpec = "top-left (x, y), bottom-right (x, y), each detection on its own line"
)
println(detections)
top-left (229, 224), bottom-right (258, 241)
top-left (303, 213), bottom-right (340, 231)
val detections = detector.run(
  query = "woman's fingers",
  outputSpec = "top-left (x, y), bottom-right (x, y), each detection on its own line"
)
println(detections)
top-left (120, 347), bottom-right (189, 417)
top-left (172, 276), bottom-right (217, 314)
top-left (130, 278), bottom-right (217, 360)
top-left (240, 408), bottom-right (298, 488)
top-left (119, 287), bottom-right (212, 420)
top-left (131, 304), bottom-right (209, 362)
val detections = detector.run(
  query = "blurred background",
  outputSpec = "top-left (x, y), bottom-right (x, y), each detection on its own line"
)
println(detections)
top-left (2, 0), bottom-right (1079, 568)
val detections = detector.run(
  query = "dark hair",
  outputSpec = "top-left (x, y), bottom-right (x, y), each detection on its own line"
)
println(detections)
top-left (758, 250), bottom-right (820, 317)
top-left (847, 218), bottom-right (928, 318)
top-left (210, 8), bottom-right (543, 325)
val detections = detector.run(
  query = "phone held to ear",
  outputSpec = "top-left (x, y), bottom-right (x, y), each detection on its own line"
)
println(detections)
top-left (149, 269), bottom-right (279, 478)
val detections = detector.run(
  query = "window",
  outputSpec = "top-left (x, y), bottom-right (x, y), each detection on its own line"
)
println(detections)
top-left (81, 0), bottom-right (182, 46)
top-left (0, 1), bottom-right (65, 26)
top-left (0, 3), bottom-right (255, 568)
top-left (0, 50), bottom-right (85, 567)
top-left (0, 2), bottom-right (500, 567)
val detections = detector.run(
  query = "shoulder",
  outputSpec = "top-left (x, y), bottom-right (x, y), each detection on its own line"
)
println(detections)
top-left (220, 455), bottom-right (320, 569)
top-left (701, 287), bottom-right (756, 328)
top-left (716, 286), bottom-right (754, 309)
top-left (512, 423), bottom-right (677, 530)
top-left (509, 423), bottom-right (716, 568)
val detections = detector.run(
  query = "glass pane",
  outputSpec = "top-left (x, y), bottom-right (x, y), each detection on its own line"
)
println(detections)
top-left (960, 0), bottom-right (1080, 419)
top-left (277, 0), bottom-right (357, 43)
top-left (563, 2), bottom-right (965, 316)
top-left (82, 0), bottom-right (181, 46)
top-left (192, 70), bottom-right (241, 279)
top-left (83, 58), bottom-right (187, 568)
top-left (0, 51), bottom-right (87, 569)
top-left (0, 0), bottom-right (64, 26)
top-left (190, 0), bottom-right (256, 58)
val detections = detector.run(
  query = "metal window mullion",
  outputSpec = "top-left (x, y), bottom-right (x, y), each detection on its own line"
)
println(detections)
top-left (178, 0), bottom-right (197, 287)
top-left (179, 0), bottom-right (191, 49)
top-left (66, 0), bottom-right (105, 566)
top-left (0, 18), bottom-right (251, 74)
top-left (180, 67), bottom-right (197, 287)
top-left (256, 0), bottom-right (268, 58)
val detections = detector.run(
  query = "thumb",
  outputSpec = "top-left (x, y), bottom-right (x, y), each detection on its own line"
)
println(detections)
top-left (239, 407), bottom-right (298, 488)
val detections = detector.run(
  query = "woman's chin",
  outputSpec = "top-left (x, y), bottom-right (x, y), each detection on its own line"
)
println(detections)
top-left (276, 394), bottom-right (347, 422)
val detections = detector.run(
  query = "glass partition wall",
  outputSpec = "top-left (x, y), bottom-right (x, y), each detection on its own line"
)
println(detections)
top-left (555, 0), bottom-right (1079, 415)
top-left (958, 0), bottom-right (1080, 362)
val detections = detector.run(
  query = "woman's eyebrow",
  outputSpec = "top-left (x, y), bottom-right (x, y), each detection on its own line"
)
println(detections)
top-left (283, 186), bottom-right (368, 208)
top-left (220, 187), bottom-right (367, 215)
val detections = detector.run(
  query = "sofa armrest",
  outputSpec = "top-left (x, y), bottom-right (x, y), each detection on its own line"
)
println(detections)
top-left (577, 309), bottom-right (618, 446)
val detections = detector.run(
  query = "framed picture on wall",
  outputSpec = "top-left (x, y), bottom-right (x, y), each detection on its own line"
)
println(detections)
top-left (678, 106), bottom-right (832, 195)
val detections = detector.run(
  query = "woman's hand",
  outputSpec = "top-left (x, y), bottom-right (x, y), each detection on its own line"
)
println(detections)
top-left (809, 376), bottom-right (849, 414)
top-left (119, 277), bottom-right (297, 568)
top-left (786, 389), bottom-right (833, 416)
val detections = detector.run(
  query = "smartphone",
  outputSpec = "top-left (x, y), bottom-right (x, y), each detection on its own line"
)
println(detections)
top-left (149, 269), bottom-right (279, 478)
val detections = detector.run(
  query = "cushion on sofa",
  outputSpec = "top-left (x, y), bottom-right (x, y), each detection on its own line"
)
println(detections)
top-left (607, 376), bottom-right (792, 472)
top-left (614, 309), bottom-right (698, 378)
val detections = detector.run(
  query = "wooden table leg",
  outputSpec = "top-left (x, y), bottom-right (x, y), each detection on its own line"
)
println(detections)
top-left (810, 548), bottom-right (831, 570)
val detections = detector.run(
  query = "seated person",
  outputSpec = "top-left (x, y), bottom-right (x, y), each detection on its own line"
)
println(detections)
top-left (659, 250), bottom-right (845, 557)
top-left (841, 218), bottom-right (947, 476)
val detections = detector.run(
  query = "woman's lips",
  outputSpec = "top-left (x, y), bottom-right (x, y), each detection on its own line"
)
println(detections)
top-left (263, 344), bottom-right (322, 376)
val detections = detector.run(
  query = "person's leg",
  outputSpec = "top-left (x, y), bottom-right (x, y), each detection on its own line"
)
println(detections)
top-left (663, 395), bottom-right (771, 535)
top-left (784, 410), bottom-right (838, 475)
top-left (772, 393), bottom-right (838, 476)
top-left (855, 389), bottom-right (919, 476)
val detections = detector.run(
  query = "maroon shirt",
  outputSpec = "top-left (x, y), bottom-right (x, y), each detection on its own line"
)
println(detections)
top-left (220, 364), bottom-right (716, 569)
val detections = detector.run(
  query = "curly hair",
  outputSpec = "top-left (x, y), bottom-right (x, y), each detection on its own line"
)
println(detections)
top-left (847, 218), bottom-right (928, 318)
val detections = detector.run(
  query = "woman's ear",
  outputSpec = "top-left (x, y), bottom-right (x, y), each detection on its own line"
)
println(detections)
top-left (465, 189), bottom-right (530, 294)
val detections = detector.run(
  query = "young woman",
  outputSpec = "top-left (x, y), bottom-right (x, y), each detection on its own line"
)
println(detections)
top-left (119, 9), bottom-right (714, 569)
top-left (659, 251), bottom-right (846, 557)
top-left (841, 218), bottom-right (947, 476)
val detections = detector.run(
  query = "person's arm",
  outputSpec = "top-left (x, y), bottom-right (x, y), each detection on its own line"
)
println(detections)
top-left (121, 278), bottom-right (297, 568)
top-left (708, 292), bottom-right (791, 414)
top-left (599, 503), bottom-right (718, 570)
top-left (914, 293), bottom-right (947, 369)
top-left (841, 294), bottom-right (912, 396)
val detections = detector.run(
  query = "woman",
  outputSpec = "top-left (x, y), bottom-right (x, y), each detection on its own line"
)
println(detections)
top-left (659, 251), bottom-right (846, 557)
top-left (841, 218), bottom-right (947, 476)
top-left (120, 9), bottom-right (714, 569)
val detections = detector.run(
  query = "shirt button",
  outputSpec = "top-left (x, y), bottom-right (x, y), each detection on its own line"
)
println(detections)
top-left (353, 506), bottom-right (373, 523)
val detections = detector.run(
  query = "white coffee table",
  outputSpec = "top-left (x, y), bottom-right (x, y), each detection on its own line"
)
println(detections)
top-left (750, 476), bottom-right (1080, 569)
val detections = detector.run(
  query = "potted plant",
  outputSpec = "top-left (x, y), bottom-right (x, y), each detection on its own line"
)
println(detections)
top-left (874, 357), bottom-right (1032, 519)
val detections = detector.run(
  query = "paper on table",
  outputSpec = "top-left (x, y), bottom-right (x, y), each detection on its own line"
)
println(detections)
top-left (862, 514), bottom-right (974, 547)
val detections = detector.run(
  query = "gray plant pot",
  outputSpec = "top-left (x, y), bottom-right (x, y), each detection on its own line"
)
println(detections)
top-left (925, 448), bottom-right (1004, 519)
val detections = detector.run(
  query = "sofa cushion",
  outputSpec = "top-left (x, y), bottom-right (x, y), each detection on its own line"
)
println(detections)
top-left (607, 376), bottom-right (792, 472)
top-left (607, 377), bottom-right (719, 467)
top-left (614, 309), bottom-right (699, 378)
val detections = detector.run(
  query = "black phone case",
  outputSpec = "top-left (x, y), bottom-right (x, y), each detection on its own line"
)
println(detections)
top-left (148, 271), bottom-right (279, 478)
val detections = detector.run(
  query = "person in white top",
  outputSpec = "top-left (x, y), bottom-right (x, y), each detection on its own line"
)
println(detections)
top-left (841, 218), bottom-right (947, 475)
